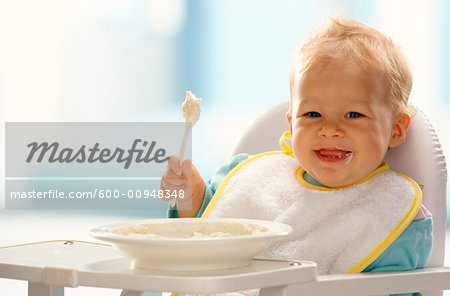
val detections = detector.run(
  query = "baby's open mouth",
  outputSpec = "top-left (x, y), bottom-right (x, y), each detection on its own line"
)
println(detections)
top-left (315, 148), bottom-right (353, 163)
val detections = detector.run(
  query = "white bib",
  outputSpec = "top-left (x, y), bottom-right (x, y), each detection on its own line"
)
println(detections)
top-left (202, 152), bottom-right (421, 274)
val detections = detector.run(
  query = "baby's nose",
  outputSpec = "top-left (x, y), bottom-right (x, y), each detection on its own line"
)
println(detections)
top-left (318, 122), bottom-right (344, 138)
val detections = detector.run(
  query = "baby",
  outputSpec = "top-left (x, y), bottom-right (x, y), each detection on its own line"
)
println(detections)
top-left (161, 16), bottom-right (432, 294)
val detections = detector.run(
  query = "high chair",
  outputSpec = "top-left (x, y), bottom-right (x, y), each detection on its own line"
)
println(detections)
top-left (0, 101), bottom-right (448, 296)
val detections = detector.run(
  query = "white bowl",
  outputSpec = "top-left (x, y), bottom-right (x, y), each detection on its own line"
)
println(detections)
top-left (89, 218), bottom-right (292, 271)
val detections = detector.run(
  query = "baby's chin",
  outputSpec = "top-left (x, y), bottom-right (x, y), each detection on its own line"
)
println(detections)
top-left (309, 169), bottom-right (365, 188)
top-left (321, 179), bottom-right (356, 188)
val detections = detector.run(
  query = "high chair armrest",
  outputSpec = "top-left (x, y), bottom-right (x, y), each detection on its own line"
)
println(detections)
top-left (260, 267), bottom-right (450, 296)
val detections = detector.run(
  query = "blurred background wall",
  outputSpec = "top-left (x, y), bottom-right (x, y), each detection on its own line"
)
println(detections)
top-left (0, 0), bottom-right (449, 217)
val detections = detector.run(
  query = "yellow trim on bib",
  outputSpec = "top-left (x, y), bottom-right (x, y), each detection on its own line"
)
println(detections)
top-left (294, 160), bottom-right (423, 273)
top-left (202, 151), bottom-right (294, 218)
top-left (347, 172), bottom-right (422, 273)
top-left (279, 131), bottom-right (294, 155)
top-left (294, 163), bottom-right (390, 191)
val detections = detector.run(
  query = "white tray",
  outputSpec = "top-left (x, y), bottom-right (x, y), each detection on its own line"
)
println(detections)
top-left (0, 240), bottom-right (317, 295)
top-left (3, 240), bottom-right (448, 296)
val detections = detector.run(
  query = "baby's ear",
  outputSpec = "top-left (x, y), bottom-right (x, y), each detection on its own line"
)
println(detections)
top-left (389, 113), bottom-right (411, 148)
top-left (286, 111), bottom-right (292, 135)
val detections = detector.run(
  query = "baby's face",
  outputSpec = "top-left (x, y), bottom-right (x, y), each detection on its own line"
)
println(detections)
top-left (289, 62), bottom-right (402, 188)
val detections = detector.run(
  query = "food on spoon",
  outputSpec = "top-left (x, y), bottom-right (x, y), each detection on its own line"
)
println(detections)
top-left (182, 91), bottom-right (202, 126)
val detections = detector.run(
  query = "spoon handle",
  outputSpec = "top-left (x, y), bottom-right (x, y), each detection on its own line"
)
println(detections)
top-left (178, 123), bottom-right (192, 163)
top-left (171, 123), bottom-right (191, 209)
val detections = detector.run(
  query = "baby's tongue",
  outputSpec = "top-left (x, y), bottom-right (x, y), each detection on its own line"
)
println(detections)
top-left (319, 149), bottom-right (348, 158)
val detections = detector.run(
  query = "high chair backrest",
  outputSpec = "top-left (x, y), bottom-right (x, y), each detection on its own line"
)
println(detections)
top-left (231, 100), bottom-right (447, 268)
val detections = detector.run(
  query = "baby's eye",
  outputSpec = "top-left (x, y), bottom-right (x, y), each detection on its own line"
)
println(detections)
top-left (305, 111), bottom-right (322, 118)
top-left (346, 112), bottom-right (363, 118)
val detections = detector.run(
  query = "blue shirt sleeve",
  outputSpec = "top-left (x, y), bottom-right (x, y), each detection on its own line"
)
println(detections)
top-left (196, 153), bottom-right (249, 217)
top-left (363, 217), bottom-right (433, 296)
top-left (168, 153), bottom-right (248, 218)
top-left (363, 217), bottom-right (433, 272)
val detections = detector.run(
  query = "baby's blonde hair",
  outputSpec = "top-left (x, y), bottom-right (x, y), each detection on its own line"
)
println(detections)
top-left (289, 17), bottom-right (412, 115)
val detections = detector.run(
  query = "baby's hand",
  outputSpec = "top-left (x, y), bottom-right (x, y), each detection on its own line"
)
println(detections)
top-left (160, 155), bottom-right (205, 218)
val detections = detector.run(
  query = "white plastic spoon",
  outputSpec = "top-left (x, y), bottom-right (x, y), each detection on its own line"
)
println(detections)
top-left (171, 91), bottom-right (202, 208)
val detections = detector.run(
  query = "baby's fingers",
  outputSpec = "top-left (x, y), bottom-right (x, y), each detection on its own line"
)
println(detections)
top-left (181, 159), bottom-right (193, 177)
top-left (162, 168), bottom-right (188, 186)
top-left (167, 155), bottom-right (183, 176)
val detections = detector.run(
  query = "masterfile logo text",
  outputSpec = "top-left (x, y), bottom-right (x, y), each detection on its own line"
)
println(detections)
top-left (4, 122), bottom-right (191, 210)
